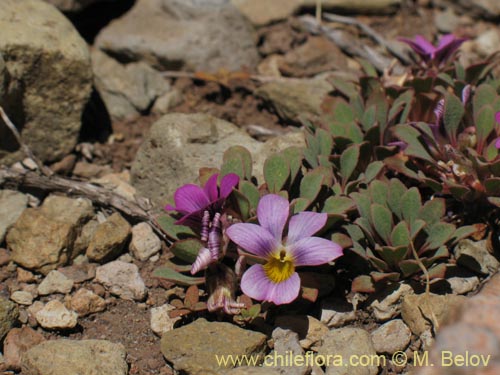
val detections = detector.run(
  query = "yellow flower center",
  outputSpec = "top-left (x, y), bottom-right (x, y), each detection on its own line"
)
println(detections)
top-left (263, 248), bottom-right (295, 283)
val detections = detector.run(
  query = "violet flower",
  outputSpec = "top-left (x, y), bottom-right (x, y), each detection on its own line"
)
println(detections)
top-left (494, 112), bottom-right (500, 149)
top-left (399, 34), bottom-right (466, 67)
top-left (226, 194), bottom-right (343, 305)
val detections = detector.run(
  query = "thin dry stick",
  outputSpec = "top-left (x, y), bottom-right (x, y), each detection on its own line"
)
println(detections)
top-left (322, 12), bottom-right (412, 65)
top-left (0, 106), bottom-right (53, 177)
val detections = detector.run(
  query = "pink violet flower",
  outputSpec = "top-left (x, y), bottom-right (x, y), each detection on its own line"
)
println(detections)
top-left (226, 194), bottom-right (343, 305)
top-left (399, 34), bottom-right (466, 67)
top-left (494, 112), bottom-right (500, 149)
top-left (165, 173), bottom-right (239, 227)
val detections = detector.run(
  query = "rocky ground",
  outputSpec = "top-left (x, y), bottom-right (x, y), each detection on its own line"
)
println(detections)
top-left (1, 0), bottom-right (500, 374)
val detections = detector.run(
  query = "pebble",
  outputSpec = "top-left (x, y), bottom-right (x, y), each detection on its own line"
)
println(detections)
top-left (0, 190), bottom-right (28, 243)
top-left (455, 239), bottom-right (500, 275)
top-left (269, 327), bottom-right (309, 375)
top-left (320, 298), bottom-right (357, 328)
top-left (10, 291), bottom-right (33, 305)
top-left (370, 319), bottom-right (411, 354)
top-left (0, 297), bottom-right (19, 341)
top-left (129, 222), bottom-right (162, 261)
top-left (70, 288), bottom-right (106, 317)
top-left (95, 260), bottom-right (147, 301)
top-left (3, 326), bottom-right (45, 371)
top-left (17, 268), bottom-right (37, 283)
top-left (0, 248), bottom-right (11, 266)
top-left (447, 276), bottom-right (480, 295)
top-left (38, 270), bottom-right (74, 295)
top-left (57, 263), bottom-right (97, 284)
top-left (274, 315), bottom-right (328, 350)
top-left (35, 300), bottom-right (78, 330)
top-left (86, 213), bottom-right (131, 263)
top-left (369, 283), bottom-right (414, 321)
top-left (150, 303), bottom-right (180, 336)
top-left (22, 339), bottom-right (128, 375)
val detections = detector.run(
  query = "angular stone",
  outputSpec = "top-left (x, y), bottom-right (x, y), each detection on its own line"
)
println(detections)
top-left (40, 195), bottom-right (94, 227)
top-left (35, 300), bottom-right (78, 330)
top-left (86, 213), bottom-right (131, 262)
top-left (455, 239), bottom-right (500, 275)
top-left (73, 220), bottom-right (99, 258)
top-left (70, 288), bottom-right (106, 317)
top-left (129, 222), bottom-right (162, 261)
top-left (150, 303), bottom-right (179, 336)
top-left (371, 319), bottom-right (411, 354)
top-left (275, 315), bottom-right (328, 350)
top-left (269, 328), bottom-right (309, 375)
top-left (95, 260), bottom-right (147, 301)
top-left (7, 209), bottom-right (76, 274)
top-left (91, 171), bottom-right (137, 201)
top-left (320, 298), bottom-right (357, 328)
top-left (0, 296), bottom-right (19, 341)
top-left (57, 263), bottom-right (96, 284)
top-left (38, 270), bottom-right (74, 295)
top-left (0, 190), bottom-right (28, 243)
top-left (318, 327), bottom-right (378, 375)
top-left (21, 339), bottom-right (128, 375)
top-left (0, 0), bottom-right (92, 164)
top-left (10, 291), bottom-right (33, 306)
top-left (161, 318), bottom-right (267, 374)
top-left (95, 0), bottom-right (260, 73)
top-left (369, 283), bottom-right (414, 321)
top-left (3, 326), bottom-right (45, 371)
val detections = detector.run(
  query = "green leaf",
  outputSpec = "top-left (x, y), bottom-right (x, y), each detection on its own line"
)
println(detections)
top-left (317, 128), bottom-right (333, 155)
top-left (340, 144), bottom-right (360, 182)
top-left (369, 180), bottom-right (388, 206)
top-left (417, 198), bottom-right (445, 226)
top-left (232, 189), bottom-right (251, 220)
top-left (300, 168), bottom-right (326, 202)
top-left (157, 215), bottom-right (196, 241)
top-left (334, 99), bottom-right (355, 125)
top-left (391, 221), bottom-right (411, 247)
top-left (351, 275), bottom-right (375, 293)
top-left (425, 222), bottom-right (456, 249)
top-left (392, 124), bottom-right (434, 163)
top-left (322, 196), bottom-right (355, 215)
top-left (221, 146), bottom-right (252, 180)
top-left (451, 225), bottom-right (477, 244)
top-left (378, 246), bottom-right (409, 268)
top-left (399, 260), bottom-right (421, 278)
top-left (473, 83), bottom-right (496, 112)
top-left (152, 266), bottom-right (205, 286)
top-left (329, 77), bottom-right (358, 98)
top-left (292, 197), bottom-right (311, 213)
top-left (239, 180), bottom-right (260, 211)
top-left (264, 154), bottom-right (290, 193)
top-left (350, 191), bottom-right (371, 223)
top-left (170, 239), bottom-right (205, 263)
top-left (387, 179), bottom-right (407, 219)
top-left (401, 187), bottom-right (422, 225)
top-left (443, 92), bottom-right (465, 144)
top-left (363, 161), bottom-right (384, 183)
top-left (410, 219), bottom-right (426, 239)
top-left (361, 105), bottom-right (377, 131)
top-left (485, 178), bottom-right (500, 195)
top-left (475, 105), bottom-right (495, 151)
top-left (371, 204), bottom-right (393, 244)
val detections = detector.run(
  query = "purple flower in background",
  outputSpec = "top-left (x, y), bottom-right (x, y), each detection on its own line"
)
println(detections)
top-left (166, 173), bottom-right (239, 226)
top-left (494, 112), bottom-right (500, 149)
top-left (226, 194), bottom-right (343, 305)
top-left (399, 34), bottom-right (466, 66)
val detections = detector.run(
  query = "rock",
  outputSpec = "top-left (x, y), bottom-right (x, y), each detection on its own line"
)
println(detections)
top-left (369, 283), bottom-right (414, 321)
top-left (269, 328), bottom-right (309, 375)
top-left (35, 300), bottom-right (78, 330)
top-left (151, 89), bottom-right (183, 115)
top-left (70, 288), bottom-right (106, 317)
top-left (370, 319), bottom-right (411, 354)
top-left (86, 213), bottom-right (131, 262)
top-left (10, 291), bottom-right (33, 306)
top-left (7, 209), bottom-right (76, 274)
top-left (318, 327), bottom-right (378, 375)
top-left (40, 195), bottom-right (94, 227)
top-left (130, 223), bottom-right (162, 261)
top-left (43, 0), bottom-right (111, 12)
top-left (473, 29), bottom-right (500, 58)
top-left (455, 239), bottom-right (500, 275)
top-left (0, 297), bottom-right (18, 341)
top-left (401, 293), bottom-right (466, 337)
top-left (280, 37), bottom-right (348, 77)
top-left (320, 298), bottom-right (357, 328)
top-left (447, 275), bottom-right (480, 295)
top-left (131, 113), bottom-right (262, 206)
top-left (434, 8), bottom-right (462, 33)
top-left (225, 367), bottom-right (282, 375)
top-left (72, 162), bottom-right (112, 179)
top-left (0, 248), bottom-right (10, 266)
top-left (0, 0), bottom-right (92, 164)
top-left (91, 49), bottom-right (170, 120)
top-left (0, 190), bottom-right (28, 243)
top-left (95, 0), bottom-right (260, 73)
top-left (275, 315), bottom-right (328, 350)
top-left (91, 171), bottom-right (137, 201)
top-left (21, 339), bottom-right (128, 375)
top-left (58, 263), bottom-right (96, 284)
top-left (3, 326), bottom-right (45, 371)
top-left (27, 301), bottom-right (44, 327)
top-left (161, 318), bottom-right (267, 374)
top-left (150, 303), bottom-right (180, 336)
top-left (38, 270), bottom-right (74, 296)
top-left (449, 0), bottom-right (500, 19)
top-left (255, 78), bottom-right (332, 123)
top-left (17, 268), bottom-right (37, 283)
top-left (73, 220), bottom-right (99, 257)
top-left (95, 260), bottom-right (147, 301)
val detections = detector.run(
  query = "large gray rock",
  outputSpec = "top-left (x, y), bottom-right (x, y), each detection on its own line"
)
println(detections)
top-left (95, 0), bottom-right (260, 73)
top-left (161, 318), bottom-right (267, 374)
top-left (131, 113), bottom-right (262, 207)
top-left (0, 0), bottom-right (92, 164)
top-left (0, 190), bottom-right (28, 243)
top-left (91, 49), bottom-right (171, 120)
top-left (0, 296), bottom-right (18, 342)
top-left (21, 339), bottom-right (128, 375)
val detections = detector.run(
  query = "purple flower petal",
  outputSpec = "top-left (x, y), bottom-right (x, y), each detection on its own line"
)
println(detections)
top-left (219, 173), bottom-right (240, 198)
top-left (203, 173), bottom-right (219, 203)
top-left (399, 35), bottom-right (435, 61)
top-left (257, 194), bottom-right (289, 241)
top-left (434, 34), bottom-right (466, 65)
top-left (495, 137), bottom-right (500, 149)
top-left (495, 111), bottom-right (500, 125)
top-left (241, 264), bottom-right (300, 305)
top-left (289, 237), bottom-right (343, 266)
top-left (171, 184), bottom-right (210, 214)
top-left (226, 223), bottom-right (278, 258)
top-left (287, 212), bottom-right (327, 244)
